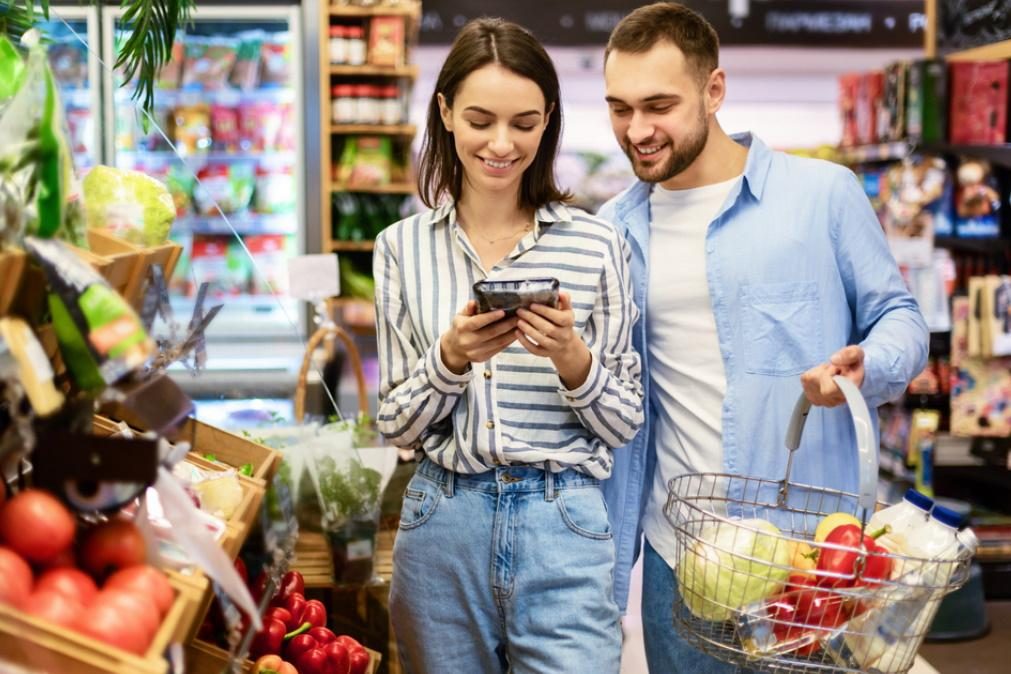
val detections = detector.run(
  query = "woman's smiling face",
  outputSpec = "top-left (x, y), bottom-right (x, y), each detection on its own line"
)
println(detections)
top-left (439, 63), bottom-right (551, 200)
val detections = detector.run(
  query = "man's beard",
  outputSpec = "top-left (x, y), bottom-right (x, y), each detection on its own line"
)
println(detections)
top-left (624, 110), bottom-right (709, 184)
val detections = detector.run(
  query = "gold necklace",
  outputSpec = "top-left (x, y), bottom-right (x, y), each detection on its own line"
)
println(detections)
top-left (470, 221), bottom-right (533, 245)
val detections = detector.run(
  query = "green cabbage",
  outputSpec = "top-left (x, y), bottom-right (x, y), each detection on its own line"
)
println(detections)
top-left (677, 518), bottom-right (791, 621)
top-left (83, 166), bottom-right (174, 246)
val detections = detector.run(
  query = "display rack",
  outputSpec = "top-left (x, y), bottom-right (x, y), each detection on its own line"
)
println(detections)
top-left (319, 0), bottom-right (422, 256)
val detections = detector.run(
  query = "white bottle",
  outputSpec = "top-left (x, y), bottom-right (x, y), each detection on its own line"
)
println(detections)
top-left (869, 488), bottom-right (933, 557)
top-left (840, 505), bottom-right (964, 673)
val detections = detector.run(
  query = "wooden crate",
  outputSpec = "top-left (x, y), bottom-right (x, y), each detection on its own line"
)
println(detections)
top-left (165, 569), bottom-right (213, 646)
top-left (0, 247), bottom-right (27, 317)
top-left (187, 639), bottom-right (381, 674)
top-left (291, 530), bottom-right (336, 588)
top-left (0, 573), bottom-right (190, 674)
top-left (177, 417), bottom-right (282, 485)
top-left (71, 230), bottom-right (183, 312)
top-left (185, 453), bottom-right (267, 558)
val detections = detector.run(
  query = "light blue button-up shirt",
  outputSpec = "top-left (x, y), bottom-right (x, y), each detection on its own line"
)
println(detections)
top-left (597, 133), bottom-right (929, 612)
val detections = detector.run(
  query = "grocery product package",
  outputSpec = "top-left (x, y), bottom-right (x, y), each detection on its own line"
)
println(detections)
top-left (82, 166), bottom-right (176, 246)
top-left (336, 136), bottom-right (393, 187)
top-left (230, 31), bottom-right (264, 90)
top-left (880, 156), bottom-right (952, 266)
top-left (246, 234), bottom-right (293, 295)
top-left (181, 36), bottom-right (239, 91)
top-left (24, 237), bottom-right (154, 392)
top-left (259, 33), bottom-right (291, 87)
top-left (950, 295), bottom-right (1011, 436)
top-left (954, 158), bottom-right (1001, 238)
top-left (189, 235), bottom-right (251, 297)
top-left (192, 163), bottom-right (255, 215)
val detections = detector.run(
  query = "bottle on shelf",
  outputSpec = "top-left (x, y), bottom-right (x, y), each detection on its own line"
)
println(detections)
top-left (346, 25), bottom-right (367, 66)
top-left (329, 25), bottom-right (348, 65)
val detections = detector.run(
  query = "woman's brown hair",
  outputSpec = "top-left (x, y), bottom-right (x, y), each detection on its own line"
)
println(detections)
top-left (417, 17), bottom-right (570, 210)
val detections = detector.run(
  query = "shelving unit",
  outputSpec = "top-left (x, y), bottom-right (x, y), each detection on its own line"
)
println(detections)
top-left (320, 0), bottom-right (422, 264)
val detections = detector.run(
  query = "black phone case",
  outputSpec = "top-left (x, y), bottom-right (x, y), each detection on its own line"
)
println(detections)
top-left (472, 278), bottom-right (560, 316)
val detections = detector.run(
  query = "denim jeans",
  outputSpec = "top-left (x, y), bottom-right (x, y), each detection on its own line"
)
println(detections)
top-left (390, 458), bottom-right (622, 674)
top-left (643, 540), bottom-right (756, 674)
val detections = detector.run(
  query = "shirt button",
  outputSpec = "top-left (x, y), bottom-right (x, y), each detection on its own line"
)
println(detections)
top-left (486, 420), bottom-right (495, 430)
top-left (483, 370), bottom-right (492, 380)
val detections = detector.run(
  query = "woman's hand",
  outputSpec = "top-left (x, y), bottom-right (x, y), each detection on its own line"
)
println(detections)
top-left (516, 292), bottom-right (592, 389)
top-left (440, 301), bottom-right (519, 374)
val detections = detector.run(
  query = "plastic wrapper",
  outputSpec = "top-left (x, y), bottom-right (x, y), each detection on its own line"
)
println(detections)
top-left (259, 33), bottom-right (291, 88)
top-left (156, 35), bottom-right (186, 89)
top-left (172, 104), bottom-right (212, 156)
top-left (337, 135), bottom-right (393, 187)
top-left (192, 163), bottom-right (254, 215)
top-left (254, 162), bottom-right (295, 214)
top-left (189, 235), bottom-right (249, 297)
top-left (181, 36), bottom-right (238, 91)
top-left (210, 105), bottom-right (240, 152)
top-left (238, 101), bottom-right (284, 152)
top-left (0, 33), bottom-right (79, 247)
top-left (246, 233), bottom-right (292, 295)
top-left (230, 31), bottom-right (263, 91)
top-left (24, 236), bottom-right (154, 391)
top-left (82, 165), bottom-right (176, 246)
top-left (473, 277), bottom-right (560, 316)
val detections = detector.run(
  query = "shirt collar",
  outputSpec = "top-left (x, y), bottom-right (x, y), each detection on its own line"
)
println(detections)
top-left (731, 131), bottom-right (774, 202)
top-left (424, 199), bottom-right (574, 236)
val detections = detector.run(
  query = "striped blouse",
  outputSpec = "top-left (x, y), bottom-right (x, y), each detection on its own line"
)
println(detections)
top-left (373, 200), bottom-right (644, 479)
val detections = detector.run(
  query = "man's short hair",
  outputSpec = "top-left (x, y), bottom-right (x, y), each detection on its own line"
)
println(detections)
top-left (605, 2), bottom-right (719, 86)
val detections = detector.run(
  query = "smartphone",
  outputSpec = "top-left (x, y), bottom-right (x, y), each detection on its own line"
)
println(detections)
top-left (472, 278), bottom-right (560, 316)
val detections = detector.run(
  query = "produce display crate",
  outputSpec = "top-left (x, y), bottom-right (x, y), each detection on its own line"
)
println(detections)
top-left (0, 573), bottom-right (190, 674)
top-left (165, 569), bottom-right (213, 646)
top-left (0, 247), bottom-right (27, 316)
top-left (70, 229), bottom-right (183, 311)
top-left (291, 530), bottom-right (337, 588)
top-left (186, 638), bottom-right (382, 674)
top-left (177, 417), bottom-right (282, 485)
top-left (184, 453), bottom-right (267, 559)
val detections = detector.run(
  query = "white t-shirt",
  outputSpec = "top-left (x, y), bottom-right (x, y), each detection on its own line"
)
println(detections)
top-left (641, 176), bottom-right (741, 569)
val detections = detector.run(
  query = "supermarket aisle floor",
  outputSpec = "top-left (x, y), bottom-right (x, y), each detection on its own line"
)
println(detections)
top-left (619, 552), bottom-right (942, 674)
top-left (919, 601), bottom-right (1011, 674)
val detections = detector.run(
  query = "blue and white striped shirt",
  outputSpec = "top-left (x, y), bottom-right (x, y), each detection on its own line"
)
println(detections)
top-left (373, 200), bottom-right (644, 478)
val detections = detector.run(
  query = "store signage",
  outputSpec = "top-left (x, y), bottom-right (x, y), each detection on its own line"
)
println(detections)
top-left (936, 0), bottom-right (1011, 54)
top-left (418, 0), bottom-right (925, 48)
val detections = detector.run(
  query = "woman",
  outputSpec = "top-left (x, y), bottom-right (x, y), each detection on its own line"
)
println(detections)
top-left (373, 18), bottom-right (643, 674)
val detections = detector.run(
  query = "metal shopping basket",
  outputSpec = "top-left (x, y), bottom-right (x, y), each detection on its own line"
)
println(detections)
top-left (664, 376), bottom-right (974, 673)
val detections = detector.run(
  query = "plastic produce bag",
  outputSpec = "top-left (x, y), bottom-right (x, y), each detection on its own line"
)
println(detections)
top-left (0, 31), bottom-right (80, 248)
top-left (82, 165), bottom-right (175, 246)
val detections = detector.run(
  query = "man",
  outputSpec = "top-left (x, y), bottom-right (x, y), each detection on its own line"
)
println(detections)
top-left (596, 3), bottom-right (929, 672)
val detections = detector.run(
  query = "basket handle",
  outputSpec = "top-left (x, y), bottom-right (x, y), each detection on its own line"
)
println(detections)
top-left (294, 323), bottom-right (368, 423)
top-left (782, 374), bottom-right (877, 516)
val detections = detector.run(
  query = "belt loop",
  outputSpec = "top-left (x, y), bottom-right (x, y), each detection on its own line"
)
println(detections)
top-left (545, 468), bottom-right (556, 502)
top-left (443, 468), bottom-right (456, 498)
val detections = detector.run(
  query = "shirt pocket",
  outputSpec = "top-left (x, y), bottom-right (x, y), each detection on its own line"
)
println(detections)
top-left (740, 281), bottom-right (823, 376)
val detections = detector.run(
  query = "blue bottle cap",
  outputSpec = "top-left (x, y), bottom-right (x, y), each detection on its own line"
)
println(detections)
top-left (931, 504), bottom-right (964, 529)
top-left (903, 489), bottom-right (934, 512)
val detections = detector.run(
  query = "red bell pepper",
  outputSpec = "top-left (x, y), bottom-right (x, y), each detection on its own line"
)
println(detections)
top-left (249, 618), bottom-right (287, 659)
top-left (309, 626), bottom-right (337, 644)
top-left (302, 599), bottom-right (327, 628)
top-left (285, 633), bottom-right (351, 674)
top-left (348, 647), bottom-right (370, 674)
top-left (273, 592), bottom-right (307, 630)
top-left (278, 570), bottom-right (305, 600)
top-left (265, 607), bottom-right (292, 631)
top-left (324, 641), bottom-right (350, 673)
top-left (816, 524), bottom-right (893, 588)
top-left (768, 575), bottom-right (852, 656)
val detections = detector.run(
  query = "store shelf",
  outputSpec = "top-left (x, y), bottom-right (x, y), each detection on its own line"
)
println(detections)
top-left (117, 87), bottom-right (296, 107)
top-left (330, 124), bottom-right (416, 136)
top-left (835, 141), bottom-right (910, 164)
top-left (174, 213), bottom-right (298, 236)
top-left (945, 38), bottom-right (1011, 62)
top-left (331, 182), bottom-right (414, 194)
top-left (921, 143), bottom-right (1011, 170)
top-left (934, 236), bottom-right (1011, 253)
top-left (329, 3), bottom-right (419, 17)
top-left (330, 240), bottom-right (375, 252)
top-left (329, 64), bottom-right (418, 78)
top-left (117, 150), bottom-right (295, 167)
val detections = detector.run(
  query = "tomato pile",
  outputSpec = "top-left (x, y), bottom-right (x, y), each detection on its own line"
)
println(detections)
top-left (0, 489), bottom-right (174, 655)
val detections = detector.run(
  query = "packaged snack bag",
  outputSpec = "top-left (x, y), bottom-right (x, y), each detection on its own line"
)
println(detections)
top-left (156, 35), bottom-right (186, 89)
top-left (172, 104), bottom-right (212, 155)
top-left (254, 163), bottom-right (295, 214)
top-left (368, 16), bottom-right (405, 67)
top-left (190, 235), bottom-right (248, 297)
top-left (182, 36), bottom-right (238, 91)
top-left (230, 31), bottom-right (264, 91)
top-left (47, 38), bottom-right (88, 89)
top-left (259, 33), bottom-right (291, 87)
top-left (246, 233), bottom-right (292, 295)
top-left (211, 105), bottom-right (240, 152)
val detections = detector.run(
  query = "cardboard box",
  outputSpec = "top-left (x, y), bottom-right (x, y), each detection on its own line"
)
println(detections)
top-left (906, 59), bottom-right (949, 143)
top-left (949, 61), bottom-right (1010, 145)
top-left (368, 16), bottom-right (405, 67)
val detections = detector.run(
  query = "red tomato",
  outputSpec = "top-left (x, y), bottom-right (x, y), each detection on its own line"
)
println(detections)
top-left (73, 600), bottom-right (151, 655)
top-left (92, 589), bottom-right (160, 642)
top-left (104, 566), bottom-right (174, 617)
top-left (42, 547), bottom-right (77, 570)
top-left (79, 520), bottom-right (146, 579)
top-left (0, 546), bottom-right (33, 608)
top-left (0, 490), bottom-right (75, 564)
top-left (35, 568), bottom-right (98, 605)
top-left (24, 589), bottom-right (85, 628)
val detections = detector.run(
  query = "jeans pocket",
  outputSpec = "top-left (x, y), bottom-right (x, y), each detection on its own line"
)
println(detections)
top-left (741, 281), bottom-right (823, 376)
top-left (398, 474), bottom-right (442, 530)
top-left (556, 488), bottom-right (613, 540)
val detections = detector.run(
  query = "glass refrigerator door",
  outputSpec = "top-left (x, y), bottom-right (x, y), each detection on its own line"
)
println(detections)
top-left (102, 5), bottom-right (305, 354)
top-left (38, 5), bottom-right (102, 172)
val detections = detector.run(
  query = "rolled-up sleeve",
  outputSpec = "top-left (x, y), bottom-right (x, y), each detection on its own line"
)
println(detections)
top-left (831, 170), bottom-right (929, 408)
top-left (560, 234), bottom-right (644, 447)
top-left (373, 231), bottom-right (470, 447)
